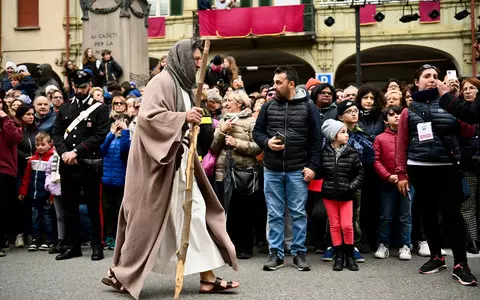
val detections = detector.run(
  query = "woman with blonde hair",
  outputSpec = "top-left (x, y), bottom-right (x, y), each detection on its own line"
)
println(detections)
top-left (150, 55), bottom-right (167, 79)
top-left (211, 91), bottom-right (261, 259)
top-left (109, 95), bottom-right (129, 124)
top-left (90, 87), bottom-right (105, 103)
top-left (224, 56), bottom-right (240, 85)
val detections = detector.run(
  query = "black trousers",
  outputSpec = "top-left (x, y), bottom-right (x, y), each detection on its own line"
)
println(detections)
top-left (226, 190), bottom-right (258, 255)
top-left (102, 184), bottom-right (124, 239)
top-left (61, 173), bottom-right (102, 249)
top-left (360, 165), bottom-right (380, 250)
top-left (409, 165), bottom-right (467, 264)
top-left (309, 191), bottom-right (328, 250)
top-left (0, 173), bottom-right (18, 246)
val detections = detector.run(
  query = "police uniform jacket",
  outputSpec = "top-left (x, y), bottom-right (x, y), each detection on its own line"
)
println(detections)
top-left (52, 95), bottom-right (110, 176)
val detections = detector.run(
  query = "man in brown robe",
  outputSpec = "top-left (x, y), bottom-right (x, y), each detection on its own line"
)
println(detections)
top-left (101, 39), bottom-right (239, 299)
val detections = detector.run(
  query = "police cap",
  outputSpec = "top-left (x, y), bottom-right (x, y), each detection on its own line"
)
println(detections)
top-left (73, 69), bottom-right (92, 88)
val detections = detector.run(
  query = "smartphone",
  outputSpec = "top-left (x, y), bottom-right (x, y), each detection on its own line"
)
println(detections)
top-left (447, 70), bottom-right (457, 80)
top-left (275, 131), bottom-right (285, 144)
top-left (238, 75), bottom-right (242, 82)
top-left (113, 114), bottom-right (123, 121)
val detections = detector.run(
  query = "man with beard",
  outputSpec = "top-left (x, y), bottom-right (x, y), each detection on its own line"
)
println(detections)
top-left (100, 39), bottom-right (238, 299)
top-left (253, 66), bottom-right (322, 272)
top-left (439, 31), bottom-right (480, 123)
top-left (52, 70), bottom-right (109, 261)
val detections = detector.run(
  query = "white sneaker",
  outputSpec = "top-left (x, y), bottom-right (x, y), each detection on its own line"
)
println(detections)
top-left (399, 245), bottom-right (412, 260)
top-left (375, 243), bottom-right (389, 259)
top-left (418, 241), bottom-right (430, 257)
top-left (38, 244), bottom-right (50, 251)
top-left (15, 234), bottom-right (24, 248)
top-left (441, 249), bottom-right (447, 256)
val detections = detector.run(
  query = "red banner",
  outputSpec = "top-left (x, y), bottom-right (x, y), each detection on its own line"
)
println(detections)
top-left (360, 4), bottom-right (376, 25)
top-left (198, 5), bottom-right (305, 38)
top-left (420, 1), bottom-right (440, 24)
top-left (148, 17), bottom-right (166, 38)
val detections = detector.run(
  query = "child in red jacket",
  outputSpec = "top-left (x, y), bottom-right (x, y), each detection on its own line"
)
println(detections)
top-left (373, 106), bottom-right (412, 260)
top-left (18, 132), bottom-right (55, 252)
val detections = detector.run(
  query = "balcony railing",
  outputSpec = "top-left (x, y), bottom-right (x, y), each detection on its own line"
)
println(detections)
top-left (193, 4), bottom-right (315, 39)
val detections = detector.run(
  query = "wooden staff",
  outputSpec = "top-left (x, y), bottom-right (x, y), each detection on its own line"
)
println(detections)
top-left (174, 39), bottom-right (211, 300)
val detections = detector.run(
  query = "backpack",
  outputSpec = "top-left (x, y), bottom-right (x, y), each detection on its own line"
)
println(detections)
top-left (348, 131), bottom-right (375, 164)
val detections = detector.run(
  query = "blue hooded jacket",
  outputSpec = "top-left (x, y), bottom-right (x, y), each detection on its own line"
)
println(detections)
top-left (100, 130), bottom-right (130, 186)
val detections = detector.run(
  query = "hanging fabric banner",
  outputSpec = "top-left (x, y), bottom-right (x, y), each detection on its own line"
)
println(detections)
top-left (198, 5), bottom-right (305, 38)
top-left (360, 4), bottom-right (377, 26)
top-left (419, 1), bottom-right (441, 24)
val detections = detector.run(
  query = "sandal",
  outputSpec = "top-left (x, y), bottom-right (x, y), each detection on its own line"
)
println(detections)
top-left (199, 277), bottom-right (238, 294)
top-left (101, 269), bottom-right (130, 294)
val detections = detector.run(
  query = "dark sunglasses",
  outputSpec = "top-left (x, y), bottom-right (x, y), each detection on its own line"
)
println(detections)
top-left (134, 106), bottom-right (140, 109)
top-left (113, 102), bottom-right (125, 106)
top-left (417, 64), bottom-right (440, 74)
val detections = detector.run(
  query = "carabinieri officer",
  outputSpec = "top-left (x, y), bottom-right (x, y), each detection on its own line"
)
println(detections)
top-left (52, 69), bottom-right (109, 261)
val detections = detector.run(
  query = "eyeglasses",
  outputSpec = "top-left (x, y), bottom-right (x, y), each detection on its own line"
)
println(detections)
top-left (113, 102), bottom-right (125, 106)
top-left (343, 108), bottom-right (359, 115)
top-left (344, 93), bottom-right (356, 98)
top-left (417, 64), bottom-right (440, 74)
top-left (319, 91), bottom-right (332, 96)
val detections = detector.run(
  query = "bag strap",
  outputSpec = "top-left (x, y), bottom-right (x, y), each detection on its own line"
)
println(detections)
top-left (64, 102), bottom-right (102, 139)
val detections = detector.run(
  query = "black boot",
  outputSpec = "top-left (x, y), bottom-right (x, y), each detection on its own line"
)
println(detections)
top-left (332, 245), bottom-right (344, 271)
top-left (467, 241), bottom-right (479, 254)
top-left (49, 239), bottom-right (65, 254)
top-left (345, 244), bottom-right (359, 271)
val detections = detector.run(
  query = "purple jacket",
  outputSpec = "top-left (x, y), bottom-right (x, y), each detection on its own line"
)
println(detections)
top-left (44, 154), bottom-right (61, 196)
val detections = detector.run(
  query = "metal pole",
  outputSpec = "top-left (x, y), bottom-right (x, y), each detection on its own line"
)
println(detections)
top-left (470, 0), bottom-right (476, 77)
top-left (355, 6), bottom-right (361, 87)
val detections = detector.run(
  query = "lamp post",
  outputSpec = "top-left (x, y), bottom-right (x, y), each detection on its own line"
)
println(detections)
top-left (354, 5), bottom-right (362, 88)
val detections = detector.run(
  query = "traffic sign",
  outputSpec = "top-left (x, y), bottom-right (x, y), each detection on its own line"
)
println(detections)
top-left (316, 73), bottom-right (333, 85)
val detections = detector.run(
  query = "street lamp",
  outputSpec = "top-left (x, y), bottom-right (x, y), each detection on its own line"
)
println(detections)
top-left (454, 0), bottom-right (470, 20)
top-left (399, 2), bottom-right (419, 23)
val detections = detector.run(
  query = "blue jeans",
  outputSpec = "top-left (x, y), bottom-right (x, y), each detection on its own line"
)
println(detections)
top-left (377, 183), bottom-right (412, 247)
top-left (31, 197), bottom-right (55, 244)
top-left (264, 168), bottom-right (308, 258)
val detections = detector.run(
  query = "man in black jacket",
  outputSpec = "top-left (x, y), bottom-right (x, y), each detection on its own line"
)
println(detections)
top-left (253, 66), bottom-right (323, 272)
top-left (52, 70), bottom-right (110, 261)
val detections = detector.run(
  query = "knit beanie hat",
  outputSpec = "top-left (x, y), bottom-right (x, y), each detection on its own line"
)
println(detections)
top-left (18, 94), bottom-right (32, 104)
top-left (16, 65), bottom-right (28, 73)
top-left (337, 100), bottom-right (357, 116)
top-left (5, 61), bottom-right (17, 70)
top-left (306, 78), bottom-right (321, 91)
top-left (15, 103), bottom-right (33, 119)
top-left (322, 119), bottom-right (346, 141)
top-left (212, 55), bottom-right (223, 66)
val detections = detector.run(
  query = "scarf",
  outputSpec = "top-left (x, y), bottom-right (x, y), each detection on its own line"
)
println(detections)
top-left (164, 39), bottom-right (197, 112)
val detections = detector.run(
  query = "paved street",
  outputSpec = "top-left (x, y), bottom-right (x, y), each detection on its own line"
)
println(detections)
top-left (1, 247), bottom-right (479, 300)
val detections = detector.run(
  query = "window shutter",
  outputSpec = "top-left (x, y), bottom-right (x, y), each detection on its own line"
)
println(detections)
top-left (170, 0), bottom-right (183, 16)
top-left (240, 0), bottom-right (251, 7)
top-left (259, 0), bottom-right (271, 6)
top-left (301, 0), bottom-right (312, 4)
top-left (17, 0), bottom-right (39, 27)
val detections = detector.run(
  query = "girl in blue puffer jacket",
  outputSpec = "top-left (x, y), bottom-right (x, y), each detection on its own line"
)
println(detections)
top-left (100, 118), bottom-right (130, 250)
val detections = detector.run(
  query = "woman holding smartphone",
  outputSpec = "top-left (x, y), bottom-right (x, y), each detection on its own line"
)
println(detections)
top-left (211, 91), bottom-right (262, 259)
top-left (395, 64), bottom-right (477, 286)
